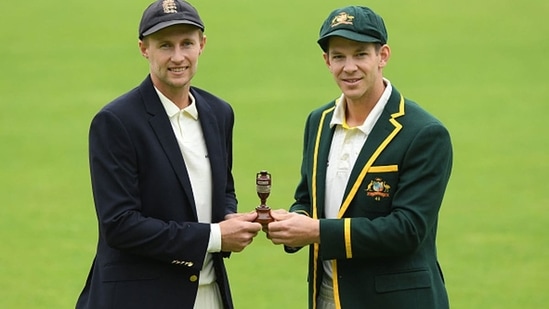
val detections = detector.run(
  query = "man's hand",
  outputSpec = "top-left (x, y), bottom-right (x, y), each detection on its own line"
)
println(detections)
top-left (266, 211), bottom-right (320, 247)
top-left (219, 212), bottom-right (262, 252)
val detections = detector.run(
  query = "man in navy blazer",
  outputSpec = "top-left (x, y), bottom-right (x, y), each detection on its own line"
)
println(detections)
top-left (76, 1), bottom-right (262, 308)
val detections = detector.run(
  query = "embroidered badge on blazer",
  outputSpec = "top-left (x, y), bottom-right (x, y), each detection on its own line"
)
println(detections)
top-left (366, 178), bottom-right (391, 201)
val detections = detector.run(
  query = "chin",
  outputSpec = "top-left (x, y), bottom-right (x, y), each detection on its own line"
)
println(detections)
top-left (167, 78), bottom-right (190, 88)
top-left (342, 90), bottom-right (365, 100)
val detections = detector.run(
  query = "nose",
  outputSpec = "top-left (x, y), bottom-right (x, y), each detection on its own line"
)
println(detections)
top-left (343, 58), bottom-right (358, 73)
top-left (171, 46), bottom-right (186, 63)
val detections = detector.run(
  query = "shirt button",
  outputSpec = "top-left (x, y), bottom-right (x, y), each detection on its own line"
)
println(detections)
top-left (189, 275), bottom-right (198, 282)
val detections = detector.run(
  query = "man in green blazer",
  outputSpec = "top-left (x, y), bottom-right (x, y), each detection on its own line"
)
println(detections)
top-left (267, 5), bottom-right (452, 309)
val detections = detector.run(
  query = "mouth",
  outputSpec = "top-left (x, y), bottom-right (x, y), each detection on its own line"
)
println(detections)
top-left (169, 66), bottom-right (188, 73)
top-left (342, 77), bottom-right (362, 85)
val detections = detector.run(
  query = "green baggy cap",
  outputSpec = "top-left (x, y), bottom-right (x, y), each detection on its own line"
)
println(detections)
top-left (317, 6), bottom-right (388, 52)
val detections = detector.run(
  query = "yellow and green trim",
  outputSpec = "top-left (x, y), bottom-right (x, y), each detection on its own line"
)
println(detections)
top-left (311, 105), bottom-right (335, 309)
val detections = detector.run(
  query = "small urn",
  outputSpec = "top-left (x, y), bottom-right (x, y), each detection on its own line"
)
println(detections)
top-left (255, 170), bottom-right (273, 225)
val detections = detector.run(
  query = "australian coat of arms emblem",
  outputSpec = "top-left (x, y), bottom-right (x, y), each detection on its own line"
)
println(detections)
top-left (331, 12), bottom-right (355, 28)
top-left (366, 178), bottom-right (391, 201)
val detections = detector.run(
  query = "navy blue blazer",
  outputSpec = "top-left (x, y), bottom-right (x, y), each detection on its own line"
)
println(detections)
top-left (76, 76), bottom-right (237, 309)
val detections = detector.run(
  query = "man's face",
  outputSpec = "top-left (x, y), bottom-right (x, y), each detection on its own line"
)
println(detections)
top-left (139, 24), bottom-right (205, 96)
top-left (323, 37), bottom-right (389, 102)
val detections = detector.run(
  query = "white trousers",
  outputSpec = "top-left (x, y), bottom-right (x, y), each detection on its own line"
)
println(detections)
top-left (193, 282), bottom-right (223, 309)
top-left (318, 276), bottom-right (336, 309)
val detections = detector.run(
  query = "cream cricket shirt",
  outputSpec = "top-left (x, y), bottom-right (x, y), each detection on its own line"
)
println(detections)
top-left (156, 88), bottom-right (221, 286)
top-left (323, 79), bottom-right (392, 279)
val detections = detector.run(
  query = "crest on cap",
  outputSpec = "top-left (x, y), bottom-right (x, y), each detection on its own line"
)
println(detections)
top-left (331, 12), bottom-right (354, 28)
top-left (162, 0), bottom-right (178, 13)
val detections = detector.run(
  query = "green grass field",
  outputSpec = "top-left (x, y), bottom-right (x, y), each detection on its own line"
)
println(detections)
top-left (1, 0), bottom-right (547, 308)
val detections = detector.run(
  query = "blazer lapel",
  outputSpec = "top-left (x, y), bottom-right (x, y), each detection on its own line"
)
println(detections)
top-left (312, 105), bottom-right (336, 219)
top-left (139, 77), bottom-right (197, 214)
top-left (192, 90), bottom-right (226, 222)
top-left (338, 88), bottom-right (405, 218)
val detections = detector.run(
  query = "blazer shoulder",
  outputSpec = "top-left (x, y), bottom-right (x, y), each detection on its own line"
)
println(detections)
top-left (402, 98), bottom-right (447, 129)
top-left (88, 88), bottom-right (141, 128)
top-left (91, 77), bottom-right (159, 130)
top-left (388, 86), bottom-right (447, 129)
top-left (191, 86), bottom-right (231, 109)
top-left (99, 76), bottom-right (155, 115)
top-left (307, 100), bottom-right (336, 122)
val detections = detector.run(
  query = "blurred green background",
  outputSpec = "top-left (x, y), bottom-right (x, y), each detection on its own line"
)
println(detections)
top-left (1, 0), bottom-right (547, 308)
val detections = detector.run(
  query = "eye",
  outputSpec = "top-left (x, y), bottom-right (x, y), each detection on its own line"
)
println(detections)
top-left (182, 40), bottom-right (194, 48)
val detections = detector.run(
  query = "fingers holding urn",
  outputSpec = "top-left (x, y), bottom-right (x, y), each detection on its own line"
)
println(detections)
top-left (266, 212), bottom-right (320, 247)
top-left (219, 210), bottom-right (318, 251)
top-left (219, 213), bottom-right (262, 252)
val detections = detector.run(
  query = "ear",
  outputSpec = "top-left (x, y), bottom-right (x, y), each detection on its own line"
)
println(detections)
top-left (379, 44), bottom-right (391, 68)
top-left (323, 52), bottom-right (331, 70)
top-left (139, 40), bottom-right (148, 58)
top-left (199, 35), bottom-right (207, 55)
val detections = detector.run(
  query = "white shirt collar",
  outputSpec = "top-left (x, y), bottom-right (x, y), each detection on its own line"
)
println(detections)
top-left (154, 87), bottom-right (199, 120)
top-left (330, 78), bottom-right (393, 134)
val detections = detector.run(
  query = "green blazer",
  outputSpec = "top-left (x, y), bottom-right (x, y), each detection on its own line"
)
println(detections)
top-left (289, 87), bottom-right (452, 309)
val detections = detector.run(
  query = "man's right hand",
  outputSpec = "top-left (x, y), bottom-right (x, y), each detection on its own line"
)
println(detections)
top-left (219, 212), bottom-right (262, 252)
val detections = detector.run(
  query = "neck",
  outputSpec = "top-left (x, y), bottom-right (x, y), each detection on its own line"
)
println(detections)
top-left (156, 85), bottom-right (191, 109)
top-left (170, 93), bottom-right (191, 109)
top-left (344, 100), bottom-right (374, 127)
top-left (344, 84), bottom-right (385, 127)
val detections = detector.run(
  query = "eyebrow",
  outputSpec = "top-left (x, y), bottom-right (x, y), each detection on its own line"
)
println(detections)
top-left (330, 46), bottom-right (370, 54)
